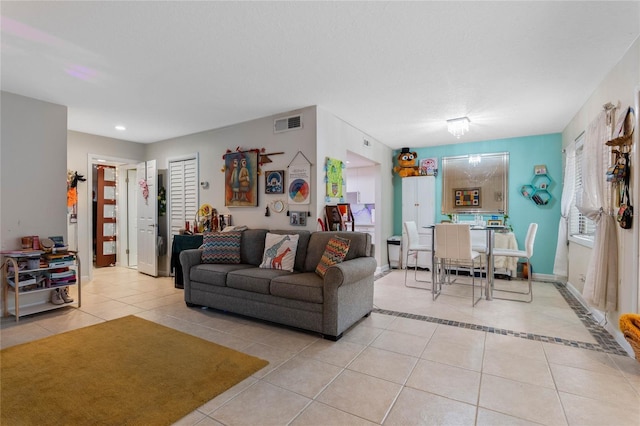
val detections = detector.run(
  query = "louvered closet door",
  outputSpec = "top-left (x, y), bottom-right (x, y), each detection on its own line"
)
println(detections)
top-left (169, 158), bottom-right (198, 237)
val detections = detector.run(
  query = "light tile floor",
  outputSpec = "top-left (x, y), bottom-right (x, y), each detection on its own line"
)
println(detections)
top-left (2, 267), bottom-right (639, 425)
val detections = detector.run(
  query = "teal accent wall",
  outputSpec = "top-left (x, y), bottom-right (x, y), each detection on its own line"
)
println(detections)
top-left (393, 133), bottom-right (562, 275)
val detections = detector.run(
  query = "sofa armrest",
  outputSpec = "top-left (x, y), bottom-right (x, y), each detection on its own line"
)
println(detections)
top-left (323, 256), bottom-right (377, 289)
top-left (179, 249), bottom-right (202, 288)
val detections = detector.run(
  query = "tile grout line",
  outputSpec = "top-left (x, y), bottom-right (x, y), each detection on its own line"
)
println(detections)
top-left (373, 274), bottom-right (627, 356)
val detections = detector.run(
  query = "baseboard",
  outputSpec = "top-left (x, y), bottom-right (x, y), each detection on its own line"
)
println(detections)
top-left (531, 273), bottom-right (556, 282)
top-left (565, 280), bottom-right (635, 358)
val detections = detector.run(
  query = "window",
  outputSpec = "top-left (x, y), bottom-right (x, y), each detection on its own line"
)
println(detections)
top-left (569, 135), bottom-right (596, 240)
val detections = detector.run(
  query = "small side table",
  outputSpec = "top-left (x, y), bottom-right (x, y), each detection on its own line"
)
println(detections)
top-left (171, 234), bottom-right (203, 288)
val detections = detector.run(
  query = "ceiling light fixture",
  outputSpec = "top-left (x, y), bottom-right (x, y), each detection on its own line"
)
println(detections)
top-left (115, 125), bottom-right (126, 131)
top-left (447, 117), bottom-right (470, 138)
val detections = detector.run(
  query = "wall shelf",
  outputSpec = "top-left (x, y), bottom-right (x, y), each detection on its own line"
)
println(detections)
top-left (521, 167), bottom-right (552, 206)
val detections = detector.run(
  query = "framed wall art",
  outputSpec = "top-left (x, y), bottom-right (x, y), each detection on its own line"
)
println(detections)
top-left (289, 211), bottom-right (307, 226)
top-left (224, 150), bottom-right (258, 207)
top-left (419, 157), bottom-right (438, 176)
top-left (454, 188), bottom-right (481, 208)
top-left (265, 170), bottom-right (285, 194)
top-left (287, 151), bottom-right (312, 205)
top-left (325, 157), bottom-right (344, 202)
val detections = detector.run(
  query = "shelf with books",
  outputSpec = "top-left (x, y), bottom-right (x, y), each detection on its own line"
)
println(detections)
top-left (520, 166), bottom-right (553, 207)
top-left (2, 250), bottom-right (81, 322)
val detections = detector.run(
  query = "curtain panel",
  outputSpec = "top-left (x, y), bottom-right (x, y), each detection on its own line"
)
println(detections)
top-left (578, 110), bottom-right (618, 311)
top-left (553, 144), bottom-right (576, 277)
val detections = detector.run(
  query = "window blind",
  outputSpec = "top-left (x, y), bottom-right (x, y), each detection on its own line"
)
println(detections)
top-left (570, 136), bottom-right (596, 238)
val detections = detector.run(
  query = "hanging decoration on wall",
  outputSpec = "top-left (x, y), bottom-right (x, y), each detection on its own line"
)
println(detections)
top-left (287, 151), bottom-right (312, 205)
top-left (139, 179), bottom-right (149, 202)
top-left (222, 149), bottom-right (259, 207)
top-left (324, 157), bottom-right (345, 202)
top-left (67, 170), bottom-right (86, 223)
top-left (264, 170), bottom-right (285, 194)
top-left (158, 186), bottom-right (166, 216)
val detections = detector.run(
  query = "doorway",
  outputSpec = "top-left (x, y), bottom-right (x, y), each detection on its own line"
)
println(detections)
top-left (346, 151), bottom-right (380, 269)
top-left (86, 154), bottom-right (140, 282)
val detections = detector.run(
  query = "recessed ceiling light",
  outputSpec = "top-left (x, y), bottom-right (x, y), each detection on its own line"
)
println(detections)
top-left (115, 125), bottom-right (126, 131)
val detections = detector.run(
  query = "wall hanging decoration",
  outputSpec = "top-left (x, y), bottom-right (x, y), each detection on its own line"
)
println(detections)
top-left (139, 179), bottom-right (149, 203)
top-left (324, 157), bottom-right (345, 202)
top-left (272, 200), bottom-right (285, 213)
top-left (67, 170), bottom-right (86, 223)
top-left (157, 186), bottom-right (166, 216)
top-left (223, 149), bottom-right (259, 207)
top-left (264, 170), bottom-right (285, 194)
top-left (521, 165), bottom-right (552, 206)
top-left (289, 211), bottom-right (307, 226)
top-left (287, 151), bottom-right (311, 205)
top-left (454, 188), bottom-right (481, 207)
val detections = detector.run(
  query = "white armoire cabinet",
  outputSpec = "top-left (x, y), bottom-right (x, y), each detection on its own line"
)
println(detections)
top-left (401, 176), bottom-right (436, 269)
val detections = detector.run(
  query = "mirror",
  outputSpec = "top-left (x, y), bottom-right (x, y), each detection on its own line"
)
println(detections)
top-left (441, 152), bottom-right (509, 214)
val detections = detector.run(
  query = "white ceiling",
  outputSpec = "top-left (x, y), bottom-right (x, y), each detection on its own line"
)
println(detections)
top-left (1, 1), bottom-right (638, 149)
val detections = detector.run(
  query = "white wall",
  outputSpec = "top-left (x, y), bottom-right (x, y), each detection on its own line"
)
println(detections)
top-left (1, 92), bottom-right (68, 250)
top-left (67, 131), bottom-right (146, 274)
top-left (146, 106), bottom-right (318, 235)
top-left (316, 107), bottom-right (394, 270)
top-left (562, 37), bottom-right (640, 340)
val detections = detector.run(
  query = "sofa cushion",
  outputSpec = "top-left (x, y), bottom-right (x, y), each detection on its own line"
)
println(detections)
top-left (270, 273), bottom-right (324, 303)
top-left (259, 233), bottom-right (299, 271)
top-left (190, 263), bottom-right (253, 287)
top-left (315, 236), bottom-right (351, 277)
top-left (227, 267), bottom-right (293, 294)
top-left (240, 229), bottom-right (268, 265)
top-left (201, 231), bottom-right (242, 264)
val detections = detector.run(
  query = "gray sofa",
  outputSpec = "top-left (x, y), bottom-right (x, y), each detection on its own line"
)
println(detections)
top-left (179, 229), bottom-right (376, 340)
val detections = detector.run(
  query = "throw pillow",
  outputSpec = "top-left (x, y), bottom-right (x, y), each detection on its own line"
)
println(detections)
top-left (259, 233), bottom-right (299, 272)
top-left (315, 236), bottom-right (351, 277)
top-left (201, 231), bottom-right (242, 264)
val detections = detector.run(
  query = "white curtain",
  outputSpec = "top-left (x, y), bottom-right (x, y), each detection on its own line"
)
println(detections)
top-left (578, 110), bottom-right (618, 311)
top-left (553, 144), bottom-right (576, 277)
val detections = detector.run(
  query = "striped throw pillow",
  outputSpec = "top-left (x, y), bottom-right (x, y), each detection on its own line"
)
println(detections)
top-left (315, 236), bottom-right (351, 277)
top-left (201, 231), bottom-right (242, 264)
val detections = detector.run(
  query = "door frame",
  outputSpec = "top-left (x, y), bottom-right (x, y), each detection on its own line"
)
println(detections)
top-left (86, 154), bottom-right (140, 282)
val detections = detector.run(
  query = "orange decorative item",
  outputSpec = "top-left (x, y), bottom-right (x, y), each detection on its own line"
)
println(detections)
top-left (393, 148), bottom-right (420, 178)
top-left (619, 313), bottom-right (640, 361)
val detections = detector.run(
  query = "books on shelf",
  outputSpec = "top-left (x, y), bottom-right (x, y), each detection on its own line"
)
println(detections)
top-left (7, 274), bottom-right (37, 287)
top-left (44, 252), bottom-right (75, 267)
top-left (1, 250), bottom-right (44, 258)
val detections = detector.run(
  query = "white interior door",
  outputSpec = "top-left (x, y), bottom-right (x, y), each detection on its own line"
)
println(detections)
top-left (137, 160), bottom-right (158, 276)
top-left (127, 168), bottom-right (138, 267)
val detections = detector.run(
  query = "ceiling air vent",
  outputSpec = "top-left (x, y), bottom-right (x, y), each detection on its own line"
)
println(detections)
top-left (274, 114), bottom-right (302, 133)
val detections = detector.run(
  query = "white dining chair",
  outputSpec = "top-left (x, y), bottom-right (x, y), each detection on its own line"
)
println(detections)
top-left (433, 223), bottom-right (484, 306)
top-left (491, 223), bottom-right (538, 303)
top-left (403, 221), bottom-right (432, 289)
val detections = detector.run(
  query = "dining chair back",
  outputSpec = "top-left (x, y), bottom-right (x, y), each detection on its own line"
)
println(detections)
top-left (403, 221), bottom-right (432, 289)
top-left (433, 224), bottom-right (483, 306)
top-left (492, 223), bottom-right (538, 302)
